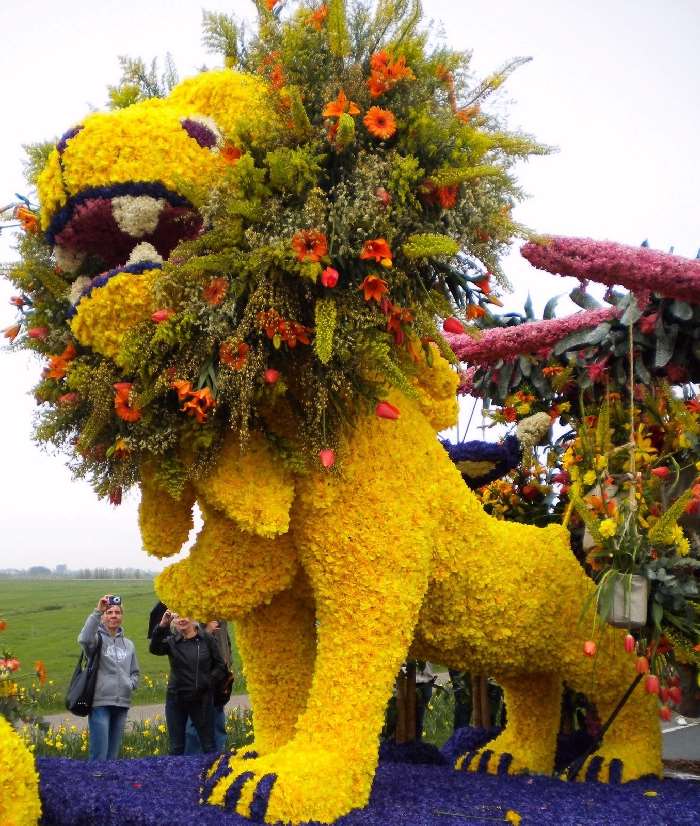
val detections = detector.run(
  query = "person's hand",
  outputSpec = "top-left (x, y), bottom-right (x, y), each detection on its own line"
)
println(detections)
top-left (159, 609), bottom-right (174, 627)
top-left (97, 595), bottom-right (110, 613)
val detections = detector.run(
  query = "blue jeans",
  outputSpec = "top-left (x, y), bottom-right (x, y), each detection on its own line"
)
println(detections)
top-left (88, 705), bottom-right (128, 760)
top-left (185, 702), bottom-right (226, 753)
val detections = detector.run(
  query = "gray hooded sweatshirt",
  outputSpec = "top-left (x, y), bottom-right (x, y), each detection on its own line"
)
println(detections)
top-left (78, 610), bottom-right (139, 708)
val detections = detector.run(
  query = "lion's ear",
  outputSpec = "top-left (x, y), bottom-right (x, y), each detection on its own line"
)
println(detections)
top-left (139, 465), bottom-right (196, 558)
top-left (195, 432), bottom-right (294, 538)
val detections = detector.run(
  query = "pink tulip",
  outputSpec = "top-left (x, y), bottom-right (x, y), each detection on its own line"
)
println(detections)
top-left (660, 687), bottom-right (670, 703)
top-left (583, 640), bottom-right (597, 657)
top-left (651, 467), bottom-right (671, 479)
top-left (319, 449), bottom-right (336, 468)
top-left (28, 327), bottom-right (48, 340)
top-left (376, 401), bottom-right (400, 420)
top-left (659, 705), bottom-right (672, 721)
top-left (443, 317), bottom-right (465, 334)
top-left (645, 675), bottom-right (660, 695)
top-left (624, 634), bottom-right (635, 654)
top-left (635, 656), bottom-right (649, 674)
top-left (669, 686), bottom-right (682, 705)
top-left (321, 267), bottom-right (339, 288)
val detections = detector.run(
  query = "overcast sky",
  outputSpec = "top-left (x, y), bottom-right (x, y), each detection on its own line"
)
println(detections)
top-left (1, 0), bottom-right (698, 571)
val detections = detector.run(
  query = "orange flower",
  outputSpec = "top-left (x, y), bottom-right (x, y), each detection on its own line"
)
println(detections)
top-left (386, 303), bottom-right (414, 345)
top-left (456, 104), bottom-right (481, 123)
top-left (220, 341), bottom-right (249, 370)
top-left (171, 380), bottom-right (193, 401)
top-left (367, 75), bottom-right (390, 98)
top-left (360, 238), bottom-right (393, 266)
top-left (292, 230), bottom-right (328, 263)
top-left (16, 206), bottom-right (39, 233)
top-left (182, 387), bottom-right (216, 423)
top-left (203, 277), bottom-right (229, 306)
top-left (467, 304), bottom-right (486, 319)
top-left (359, 274), bottom-right (389, 302)
top-left (44, 343), bottom-right (77, 380)
top-left (270, 63), bottom-right (285, 90)
top-left (307, 4), bottom-right (328, 30)
top-left (323, 89), bottom-right (360, 119)
top-left (220, 143), bottom-right (242, 165)
top-left (113, 382), bottom-right (141, 422)
top-left (3, 324), bottom-right (20, 342)
top-left (363, 106), bottom-right (397, 140)
top-left (0, 619), bottom-right (6, 631)
top-left (367, 51), bottom-right (414, 98)
top-left (266, 0), bottom-right (280, 9)
top-left (370, 51), bottom-right (390, 72)
top-left (34, 660), bottom-right (47, 686)
top-left (542, 365), bottom-right (565, 377)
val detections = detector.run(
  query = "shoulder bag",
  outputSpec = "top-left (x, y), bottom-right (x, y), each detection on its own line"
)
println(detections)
top-left (65, 634), bottom-right (102, 716)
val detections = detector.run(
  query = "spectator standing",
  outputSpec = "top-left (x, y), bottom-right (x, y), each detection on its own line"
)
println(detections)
top-left (78, 595), bottom-right (139, 761)
top-left (149, 610), bottom-right (225, 754)
top-left (185, 619), bottom-right (233, 753)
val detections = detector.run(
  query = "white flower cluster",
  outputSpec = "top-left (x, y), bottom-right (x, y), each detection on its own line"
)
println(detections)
top-left (112, 195), bottom-right (166, 237)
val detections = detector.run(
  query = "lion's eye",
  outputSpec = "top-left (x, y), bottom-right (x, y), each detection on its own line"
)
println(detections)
top-left (179, 117), bottom-right (220, 149)
top-left (56, 125), bottom-right (84, 155)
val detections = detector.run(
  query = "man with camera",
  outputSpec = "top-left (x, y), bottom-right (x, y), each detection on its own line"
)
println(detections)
top-left (77, 594), bottom-right (139, 760)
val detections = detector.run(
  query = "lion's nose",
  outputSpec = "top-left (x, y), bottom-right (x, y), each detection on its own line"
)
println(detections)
top-left (112, 195), bottom-right (166, 237)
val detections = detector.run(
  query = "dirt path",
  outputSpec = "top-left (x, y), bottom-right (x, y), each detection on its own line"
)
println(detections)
top-left (42, 693), bottom-right (251, 730)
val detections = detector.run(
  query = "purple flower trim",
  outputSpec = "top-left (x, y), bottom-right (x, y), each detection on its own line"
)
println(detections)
top-left (200, 753), bottom-right (233, 803)
top-left (224, 770), bottom-right (255, 809)
top-left (66, 261), bottom-right (162, 318)
top-left (46, 181), bottom-right (193, 246)
top-left (180, 118), bottom-right (219, 149)
top-left (441, 435), bottom-right (522, 488)
top-left (56, 125), bottom-right (84, 155)
top-left (522, 236), bottom-right (700, 304)
top-left (445, 307), bottom-right (619, 365)
top-left (249, 773), bottom-right (277, 822)
top-left (378, 740), bottom-right (447, 765)
top-left (37, 753), bottom-right (700, 825)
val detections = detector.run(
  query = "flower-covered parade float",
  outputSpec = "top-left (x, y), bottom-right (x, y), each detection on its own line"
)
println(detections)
top-left (2, 1), bottom-right (699, 824)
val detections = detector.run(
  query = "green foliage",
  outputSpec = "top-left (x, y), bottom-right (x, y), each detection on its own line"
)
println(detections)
top-left (107, 55), bottom-right (178, 110)
top-left (265, 146), bottom-right (325, 197)
top-left (403, 233), bottom-right (460, 260)
top-left (314, 298), bottom-right (338, 364)
top-left (327, 0), bottom-right (351, 57)
top-left (22, 142), bottom-right (56, 186)
top-left (201, 10), bottom-right (239, 66)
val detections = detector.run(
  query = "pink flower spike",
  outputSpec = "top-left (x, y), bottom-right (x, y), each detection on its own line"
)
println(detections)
top-left (321, 267), bottom-right (339, 288)
top-left (319, 448), bottom-right (336, 468)
top-left (376, 401), bottom-right (400, 420)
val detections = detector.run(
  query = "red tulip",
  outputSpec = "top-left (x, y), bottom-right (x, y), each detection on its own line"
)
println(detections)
top-left (635, 656), bottom-right (649, 674)
top-left (645, 675), bottom-right (660, 695)
top-left (670, 673), bottom-right (681, 687)
top-left (669, 686), bottom-right (682, 705)
top-left (685, 498), bottom-right (700, 516)
top-left (319, 449), bottom-right (336, 468)
top-left (651, 466), bottom-right (671, 479)
top-left (583, 640), bottom-right (597, 657)
top-left (151, 308), bottom-right (174, 323)
top-left (443, 317), bottom-right (465, 334)
top-left (28, 327), bottom-right (49, 340)
top-left (376, 401), bottom-right (400, 420)
top-left (624, 634), bottom-right (635, 654)
top-left (264, 368), bottom-right (281, 384)
top-left (659, 705), bottom-right (672, 722)
top-left (321, 267), bottom-right (339, 288)
top-left (660, 687), bottom-right (670, 703)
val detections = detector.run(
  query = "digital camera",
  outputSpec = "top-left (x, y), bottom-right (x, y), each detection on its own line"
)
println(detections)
top-left (108, 595), bottom-right (122, 606)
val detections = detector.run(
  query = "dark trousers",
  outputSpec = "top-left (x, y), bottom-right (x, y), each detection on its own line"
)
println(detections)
top-left (165, 691), bottom-right (215, 754)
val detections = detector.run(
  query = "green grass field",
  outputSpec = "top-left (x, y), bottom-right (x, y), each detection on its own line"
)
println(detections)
top-left (0, 579), bottom-right (244, 712)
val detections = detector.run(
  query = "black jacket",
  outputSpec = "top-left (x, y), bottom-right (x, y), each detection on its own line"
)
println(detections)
top-left (149, 626), bottom-right (226, 701)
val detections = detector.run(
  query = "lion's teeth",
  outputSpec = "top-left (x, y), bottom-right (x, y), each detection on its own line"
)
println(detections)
top-left (126, 242), bottom-right (163, 266)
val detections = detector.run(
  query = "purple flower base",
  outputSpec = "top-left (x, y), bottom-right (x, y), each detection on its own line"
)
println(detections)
top-left (38, 751), bottom-right (700, 826)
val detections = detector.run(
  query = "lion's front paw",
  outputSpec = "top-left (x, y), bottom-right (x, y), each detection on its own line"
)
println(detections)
top-left (573, 748), bottom-right (662, 784)
top-left (455, 747), bottom-right (529, 777)
top-left (201, 745), bottom-right (373, 824)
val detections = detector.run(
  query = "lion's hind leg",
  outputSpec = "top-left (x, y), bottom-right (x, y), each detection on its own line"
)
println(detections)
top-left (456, 673), bottom-right (562, 778)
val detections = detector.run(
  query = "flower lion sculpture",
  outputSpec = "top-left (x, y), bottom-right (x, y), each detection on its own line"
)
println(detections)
top-left (6, 2), bottom-right (660, 823)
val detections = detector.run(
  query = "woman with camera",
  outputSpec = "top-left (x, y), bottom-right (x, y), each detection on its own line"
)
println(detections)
top-left (78, 594), bottom-right (140, 760)
top-left (149, 610), bottom-right (226, 754)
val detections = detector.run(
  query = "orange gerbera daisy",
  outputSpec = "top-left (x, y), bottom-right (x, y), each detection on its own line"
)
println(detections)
top-left (360, 238), bottom-right (393, 266)
top-left (203, 277), bottom-right (229, 306)
top-left (363, 106), bottom-right (397, 140)
top-left (359, 274), bottom-right (389, 303)
top-left (220, 341), bottom-right (250, 370)
top-left (322, 89), bottom-right (360, 119)
top-left (292, 230), bottom-right (328, 263)
top-left (113, 382), bottom-right (141, 422)
top-left (307, 4), bottom-right (328, 30)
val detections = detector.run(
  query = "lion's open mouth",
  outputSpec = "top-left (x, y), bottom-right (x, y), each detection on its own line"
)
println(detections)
top-left (48, 183), bottom-right (203, 283)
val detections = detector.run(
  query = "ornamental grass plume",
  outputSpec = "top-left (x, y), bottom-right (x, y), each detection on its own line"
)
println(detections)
top-left (446, 307), bottom-right (619, 365)
top-left (522, 236), bottom-right (700, 303)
